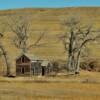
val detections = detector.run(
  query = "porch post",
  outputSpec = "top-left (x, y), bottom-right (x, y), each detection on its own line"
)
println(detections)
top-left (30, 62), bottom-right (32, 79)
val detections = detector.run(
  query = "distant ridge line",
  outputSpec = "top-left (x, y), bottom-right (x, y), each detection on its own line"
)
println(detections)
top-left (0, 7), bottom-right (100, 16)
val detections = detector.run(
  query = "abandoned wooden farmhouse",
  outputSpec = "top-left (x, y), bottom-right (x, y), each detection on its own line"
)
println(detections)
top-left (16, 53), bottom-right (52, 76)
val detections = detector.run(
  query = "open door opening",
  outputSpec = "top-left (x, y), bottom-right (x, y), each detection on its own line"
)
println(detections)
top-left (22, 67), bottom-right (25, 74)
top-left (33, 68), bottom-right (34, 75)
top-left (42, 67), bottom-right (45, 76)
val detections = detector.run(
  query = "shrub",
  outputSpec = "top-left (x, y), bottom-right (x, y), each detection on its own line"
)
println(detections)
top-left (80, 59), bottom-right (100, 72)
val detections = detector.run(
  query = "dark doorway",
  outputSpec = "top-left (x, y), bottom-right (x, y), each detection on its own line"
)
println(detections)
top-left (33, 68), bottom-right (34, 75)
top-left (22, 67), bottom-right (25, 74)
top-left (42, 67), bottom-right (45, 76)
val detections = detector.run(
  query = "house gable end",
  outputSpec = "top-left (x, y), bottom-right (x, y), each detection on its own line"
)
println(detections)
top-left (16, 54), bottom-right (31, 64)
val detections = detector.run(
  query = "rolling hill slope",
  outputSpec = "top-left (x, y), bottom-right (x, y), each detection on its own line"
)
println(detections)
top-left (0, 7), bottom-right (100, 74)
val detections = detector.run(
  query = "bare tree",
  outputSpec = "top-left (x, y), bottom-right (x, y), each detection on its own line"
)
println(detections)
top-left (6, 15), bottom-right (46, 53)
top-left (0, 45), bottom-right (10, 76)
top-left (59, 17), bottom-right (100, 74)
top-left (0, 21), bottom-right (10, 76)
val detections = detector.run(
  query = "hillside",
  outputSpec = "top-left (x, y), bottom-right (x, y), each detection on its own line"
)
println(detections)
top-left (0, 7), bottom-right (100, 74)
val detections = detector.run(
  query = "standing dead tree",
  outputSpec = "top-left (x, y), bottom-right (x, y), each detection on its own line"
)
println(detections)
top-left (6, 15), bottom-right (46, 53)
top-left (59, 17), bottom-right (100, 74)
top-left (0, 45), bottom-right (10, 76)
top-left (0, 21), bottom-right (10, 76)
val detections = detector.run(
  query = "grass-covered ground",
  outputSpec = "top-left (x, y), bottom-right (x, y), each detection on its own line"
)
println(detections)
top-left (0, 7), bottom-right (100, 74)
top-left (0, 8), bottom-right (100, 100)
top-left (0, 71), bottom-right (100, 100)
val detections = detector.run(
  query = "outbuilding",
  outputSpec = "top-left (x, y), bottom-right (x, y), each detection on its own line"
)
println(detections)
top-left (16, 53), bottom-right (52, 76)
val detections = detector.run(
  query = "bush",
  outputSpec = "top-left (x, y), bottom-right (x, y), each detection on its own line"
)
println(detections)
top-left (80, 59), bottom-right (100, 72)
top-left (52, 61), bottom-right (59, 72)
top-left (82, 78), bottom-right (98, 84)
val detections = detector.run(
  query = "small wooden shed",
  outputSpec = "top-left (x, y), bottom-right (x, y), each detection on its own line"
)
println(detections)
top-left (41, 61), bottom-right (52, 75)
top-left (16, 53), bottom-right (52, 76)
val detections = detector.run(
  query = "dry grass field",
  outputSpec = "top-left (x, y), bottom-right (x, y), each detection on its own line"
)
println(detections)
top-left (0, 7), bottom-right (100, 70)
top-left (0, 7), bottom-right (100, 100)
top-left (0, 71), bottom-right (99, 100)
top-left (0, 7), bottom-right (100, 74)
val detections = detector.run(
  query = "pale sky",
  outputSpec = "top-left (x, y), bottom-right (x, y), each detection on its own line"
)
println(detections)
top-left (0, 0), bottom-right (100, 10)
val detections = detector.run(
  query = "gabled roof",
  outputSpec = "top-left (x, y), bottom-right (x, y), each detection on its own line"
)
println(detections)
top-left (16, 53), bottom-right (42, 61)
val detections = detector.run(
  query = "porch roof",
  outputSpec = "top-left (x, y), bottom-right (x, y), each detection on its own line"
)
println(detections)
top-left (41, 60), bottom-right (49, 67)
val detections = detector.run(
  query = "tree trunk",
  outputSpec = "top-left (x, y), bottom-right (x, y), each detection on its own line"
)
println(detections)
top-left (75, 49), bottom-right (81, 74)
top-left (0, 46), bottom-right (10, 76)
top-left (67, 54), bottom-right (73, 71)
top-left (22, 40), bottom-right (27, 53)
top-left (3, 53), bottom-right (10, 76)
top-left (72, 53), bottom-right (76, 71)
top-left (67, 31), bottom-right (73, 71)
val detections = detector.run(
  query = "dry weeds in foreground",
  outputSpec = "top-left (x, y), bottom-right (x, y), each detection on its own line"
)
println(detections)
top-left (0, 71), bottom-right (100, 100)
top-left (0, 82), bottom-right (100, 100)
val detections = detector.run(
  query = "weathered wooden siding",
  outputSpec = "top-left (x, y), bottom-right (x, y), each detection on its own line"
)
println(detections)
top-left (16, 55), bottom-right (31, 76)
top-left (16, 54), bottom-right (52, 76)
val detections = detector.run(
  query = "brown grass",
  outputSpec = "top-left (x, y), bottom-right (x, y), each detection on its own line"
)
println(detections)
top-left (0, 71), bottom-right (99, 100)
top-left (0, 8), bottom-right (100, 100)
top-left (0, 7), bottom-right (100, 74)
top-left (0, 79), bottom-right (100, 100)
